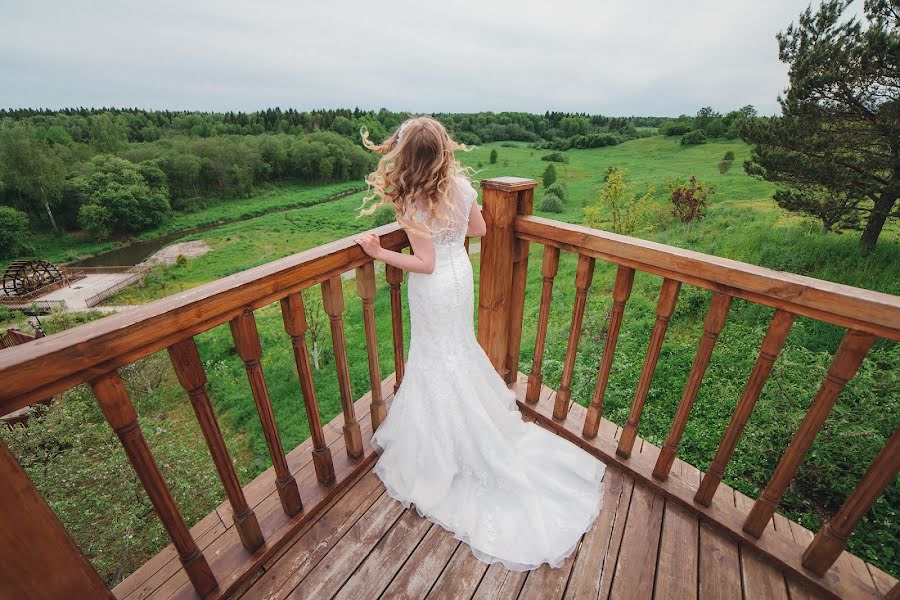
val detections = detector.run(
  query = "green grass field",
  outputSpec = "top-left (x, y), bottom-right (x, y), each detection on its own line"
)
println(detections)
top-left (4, 136), bottom-right (897, 582)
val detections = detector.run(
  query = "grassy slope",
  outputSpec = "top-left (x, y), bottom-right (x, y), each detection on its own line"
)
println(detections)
top-left (9, 136), bottom-right (898, 579)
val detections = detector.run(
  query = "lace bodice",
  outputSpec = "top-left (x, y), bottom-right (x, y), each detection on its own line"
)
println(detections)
top-left (407, 175), bottom-right (478, 253)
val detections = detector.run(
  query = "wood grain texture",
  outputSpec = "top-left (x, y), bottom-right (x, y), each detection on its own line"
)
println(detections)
top-left (355, 261), bottom-right (387, 430)
top-left (504, 186), bottom-right (534, 386)
top-left (230, 310), bottom-right (304, 517)
top-left (280, 292), bottom-right (335, 486)
top-left (526, 245), bottom-right (560, 403)
top-left (654, 292), bottom-right (731, 479)
top-left (744, 330), bottom-right (876, 538)
top-left (583, 265), bottom-right (635, 438)
top-left (168, 338), bottom-right (264, 553)
top-left (514, 215), bottom-right (900, 341)
top-left (554, 253), bottom-right (595, 420)
top-left (617, 278), bottom-right (680, 457)
top-left (385, 263), bottom-right (406, 392)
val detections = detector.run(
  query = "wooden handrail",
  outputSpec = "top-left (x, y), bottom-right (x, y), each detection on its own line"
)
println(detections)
top-left (0, 223), bottom-right (410, 414)
top-left (514, 215), bottom-right (900, 341)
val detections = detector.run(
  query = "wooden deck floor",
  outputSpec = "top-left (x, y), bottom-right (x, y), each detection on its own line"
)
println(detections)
top-left (114, 374), bottom-right (897, 600)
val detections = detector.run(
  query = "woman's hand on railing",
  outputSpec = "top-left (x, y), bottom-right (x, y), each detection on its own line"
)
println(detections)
top-left (354, 231), bottom-right (436, 275)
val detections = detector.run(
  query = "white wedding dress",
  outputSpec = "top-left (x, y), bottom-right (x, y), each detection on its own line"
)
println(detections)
top-left (371, 175), bottom-right (605, 571)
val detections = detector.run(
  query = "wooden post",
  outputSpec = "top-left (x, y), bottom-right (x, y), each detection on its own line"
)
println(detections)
top-left (504, 186), bottom-right (534, 386)
top-left (90, 371), bottom-right (217, 597)
top-left (355, 261), bottom-right (387, 429)
top-left (280, 293), bottom-right (336, 486)
top-left (743, 329), bottom-right (876, 538)
top-left (554, 254), bottom-right (595, 420)
top-left (230, 310), bottom-right (304, 517)
top-left (583, 265), bottom-right (635, 438)
top-left (385, 264), bottom-right (405, 393)
top-left (477, 177), bottom-right (539, 379)
top-left (694, 310), bottom-right (794, 506)
top-left (526, 245), bottom-right (560, 403)
top-left (653, 292), bottom-right (731, 480)
top-left (802, 428), bottom-right (899, 575)
top-left (321, 276), bottom-right (364, 460)
top-left (617, 278), bottom-right (680, 457)
top-left (168, 338), bottom-right (265, 552)
top-left (1, 441), bottom-right (113, 600)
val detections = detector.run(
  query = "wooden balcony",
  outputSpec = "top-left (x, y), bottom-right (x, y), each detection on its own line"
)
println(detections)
top-left (1, 177), bottom-right (898, 599)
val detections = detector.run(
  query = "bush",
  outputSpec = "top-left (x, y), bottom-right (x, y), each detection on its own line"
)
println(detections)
top-left (542, 163), bottom-right (557, 188)
top-left (668, 176), bottom-right (714, 232)
top-left (489, 149), bottom-right (498, 164)
top-left (723, 150), bottom-right (735, 161)
top-left (500, 142), bottom-right (519, 148)
top-left (539, 194), bottom-right (564, 213)
top-left (681, 130), bottom-right (707, 145)
top-left (584, 167), bottom-right (655, 234)
top-left (0, 206), bottom-right (29, 258)
top-left (77, 203), bottom-right (113, 241)
top-left (718, 160), bottom-right (734, 174)
top-left (371, 204), bottom-right (396, 227)
top-left (545, 182), bottom-right (568, 202)
top-left (661, 123), bottom-right (692, 136)
top-left (541, 152), bottom-right (569, 163)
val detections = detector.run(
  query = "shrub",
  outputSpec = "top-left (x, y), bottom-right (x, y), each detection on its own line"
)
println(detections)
top-left (371, 204), bottom-right (396, 227)
top-left (78, 203), bottom-right (112, 241)
top-left (0, 206), bottom-right (29, 258)
top-left (723, 150), bottom-right (735, 161)
top-left (681, 130), bottom-right (707, 145)
top-left (539, 194), bottom-right (564, 213)
top-left (542, 163), bottom-right (557, 188)
top-left (500, 142), bottom-right (519, 148)
top-left (545, 182), bottom-right (568, 202)
top-left (541, 152), bottom-right (569, 163)
top-left (661, 123), bottom-right (692, 136)
top-left (584, 168), bottom-right (655, 234)
top-left (175, 254), bottom-right (188, 267)
top-left (718, 160), bottom-right (734, 174)
top-left (668, 176), bottom-right (714, 232)
top-left (489, 149), bottom-right (498, 164)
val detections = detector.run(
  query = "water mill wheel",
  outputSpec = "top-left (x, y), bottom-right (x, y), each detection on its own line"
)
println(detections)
top-left (2, 260), bottom-right (66, 298)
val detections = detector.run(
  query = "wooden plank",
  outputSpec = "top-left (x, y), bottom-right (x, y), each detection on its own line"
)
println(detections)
top-left (284, 491), bottom-right (406, 599)
top-left (608, 484), bottom-right (665, 599)
top-left (334, 507), bottom-right (433, 599)
top-left (654, 463), bottom-right (700, 600)
top-left (518, 550), bottom-right (578, 600)
top-left (735, 491), bottom-right (790, 600)
top-left (514, 215), bottom-right (900, 341)
top-left (239, 470), bottom-right (385, 599)
top-left (382, 525), bottom-right (460, 599)
top-left (426, 542), bottom-right (491, 599)
top-left (565, 468), bottom-right (627, 600)
top-left (514, 379), bottom-right (884, 600)
top-left (1, 224), bottom-right (412, 413)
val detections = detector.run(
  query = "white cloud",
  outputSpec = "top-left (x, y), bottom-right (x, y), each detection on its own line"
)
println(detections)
top-left (0, 0), bottom-right (841, 115)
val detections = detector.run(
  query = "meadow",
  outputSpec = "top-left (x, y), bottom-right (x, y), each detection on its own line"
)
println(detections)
top-left (3, 136), bottom-right (897, 583)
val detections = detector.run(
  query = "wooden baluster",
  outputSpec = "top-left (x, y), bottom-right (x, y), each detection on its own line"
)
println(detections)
top-left (280, 293), bottom-right (336, 486)
top-left (504, 186), bottom-right (534, 386)
top-left (464, 237), bottom-right (470, 253)
top-left (386, 264), bottom-right (405, 394)
top-left (321, 276), bottom-right (364, 460)
top-left (802, 428), bottom-right (899, 575)
top-left (553, 254), bottom-right (595, 421)
top-left (356, 261), bottom-right (387, 430)
top-left (694, 310), bottom-right (794, 505)
top-left (526, 245), bottom-right (560, 403)
top-left (583, 266), bottom-right (635, 438)
top-left (168, 338), bottom-right (265, 552)
top-left (743, 329), bottom-right (876, 538)
top-left (617, 278), bottom-right (680, 458)
top-left (90, 371), bottom-right (217, 597)
top-left (230, 310), bottom-right (303, 517)
top-left (653, 292), bottom-right (731, 480)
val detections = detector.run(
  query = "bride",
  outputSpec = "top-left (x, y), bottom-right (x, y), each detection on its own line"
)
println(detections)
top-left (353, 116), bottom-right (604, 571)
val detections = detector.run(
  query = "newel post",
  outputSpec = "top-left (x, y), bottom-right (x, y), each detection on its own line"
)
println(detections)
top-left (477, 177), bottom-right (538, 385)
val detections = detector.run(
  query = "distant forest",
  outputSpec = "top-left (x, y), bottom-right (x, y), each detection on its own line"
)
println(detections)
top-left (0, 106), bottom-right (753, 249)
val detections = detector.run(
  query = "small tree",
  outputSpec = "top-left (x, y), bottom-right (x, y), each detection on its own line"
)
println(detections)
top-left (303, 289), bottom-right (326, 371)
top-left (489, 149), bottom-right (498, 164)
top-left (669, 176), bottom-right (714, 232)
top-left (584, 168), bottom-right (655, 234)
top-left (542, 163), bottom-right (557, 188)
top-left (718, 160), bottom-right (734, 174)
top-left (723, 150), bottom-right (735, 161)
top-left (545, 182), bottom-right (568, 202)
top-left (539, 194), bottom-right (564, 213)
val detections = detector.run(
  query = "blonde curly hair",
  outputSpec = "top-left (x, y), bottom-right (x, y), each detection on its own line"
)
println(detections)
top-left (358, 116), bottom-right (473, 237)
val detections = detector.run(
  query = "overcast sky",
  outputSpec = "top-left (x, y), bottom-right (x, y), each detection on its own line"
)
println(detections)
top-left (0, 0), bottom-right (848, 116)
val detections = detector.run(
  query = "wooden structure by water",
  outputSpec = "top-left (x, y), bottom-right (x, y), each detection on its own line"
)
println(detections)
top-left (0, 177), bottom-right (897, 599)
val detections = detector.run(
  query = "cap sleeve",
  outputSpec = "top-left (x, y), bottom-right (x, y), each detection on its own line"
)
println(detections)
top-left (455, 175), bottom-right (478, 212)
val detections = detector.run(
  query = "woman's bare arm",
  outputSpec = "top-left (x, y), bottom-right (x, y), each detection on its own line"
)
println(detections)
top-left (466, 199), bottom-right (486, 237)
top-left (354, 230), bottom-right (436, 274)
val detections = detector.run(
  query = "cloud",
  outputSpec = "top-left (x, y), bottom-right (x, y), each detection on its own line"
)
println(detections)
top-left (0, 0), bottom-right (831, 115)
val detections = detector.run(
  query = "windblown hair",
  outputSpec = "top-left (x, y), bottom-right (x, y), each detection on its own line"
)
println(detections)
top-left (358, 116), bottom-right (472, 237)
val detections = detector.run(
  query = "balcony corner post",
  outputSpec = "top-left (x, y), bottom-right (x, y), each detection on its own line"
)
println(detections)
top-left (476, 177), bottom-right (538, 385)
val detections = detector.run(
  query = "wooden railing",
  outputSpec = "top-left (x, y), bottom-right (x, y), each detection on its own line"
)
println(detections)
top-left (477, 177), bottom-right (899, 600)
top-left (0, 176), bottom-right (897, 599)
top-left (0, 223), bottom-right (411, 599)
